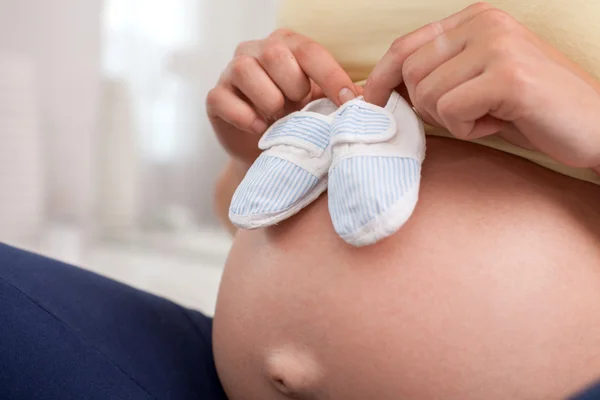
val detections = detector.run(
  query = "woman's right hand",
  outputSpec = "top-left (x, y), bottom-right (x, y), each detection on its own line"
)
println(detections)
top-left (207, 29), bottom-right (360, 166)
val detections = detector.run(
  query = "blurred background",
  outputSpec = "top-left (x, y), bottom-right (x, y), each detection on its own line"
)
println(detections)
top-left (0, 0), bottom-right (277, 314)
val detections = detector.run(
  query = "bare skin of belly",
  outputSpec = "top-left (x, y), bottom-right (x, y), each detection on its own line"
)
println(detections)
top-left (213, 137), bottom-right (600, 400)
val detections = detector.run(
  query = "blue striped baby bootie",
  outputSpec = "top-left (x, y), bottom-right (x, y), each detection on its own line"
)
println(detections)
top-left (328, 91), bottom-right (426, 246)
top-left (229, 98), bottom-right (338, 229)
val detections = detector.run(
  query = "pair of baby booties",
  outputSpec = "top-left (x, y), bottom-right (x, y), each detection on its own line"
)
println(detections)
top-left (229, 91), bottom-right (426, 247)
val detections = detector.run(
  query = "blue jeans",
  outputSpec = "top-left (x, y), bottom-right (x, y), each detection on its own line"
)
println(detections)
top-left (1, 242), bottom-right (600, 400)
top-left (0, 243), bottom-right (227, 399)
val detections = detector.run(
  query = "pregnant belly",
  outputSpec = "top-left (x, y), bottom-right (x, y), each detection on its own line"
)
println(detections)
top-left (214, 137), bottom-right (600, 400)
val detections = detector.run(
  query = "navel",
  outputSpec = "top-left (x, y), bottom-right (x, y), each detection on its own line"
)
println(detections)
top-left (265, 345), bottom-right (324, 399)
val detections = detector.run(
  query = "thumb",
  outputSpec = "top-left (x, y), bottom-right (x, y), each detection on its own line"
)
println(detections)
top-left (303, 82), bottom-right (364, 107)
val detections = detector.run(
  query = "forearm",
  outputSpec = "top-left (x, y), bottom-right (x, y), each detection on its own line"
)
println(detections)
top-left (214, 159), bottom-right (250, 235)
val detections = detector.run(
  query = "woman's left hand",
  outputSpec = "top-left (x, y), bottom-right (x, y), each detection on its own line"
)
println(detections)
top-left (364, 2), bottom-right (600, 169)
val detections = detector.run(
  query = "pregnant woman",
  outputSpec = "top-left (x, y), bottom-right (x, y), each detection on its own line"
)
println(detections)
top-left (3, 1), bottom-right (600, 400)
top-left (210, 1), bottom-right (600, 399)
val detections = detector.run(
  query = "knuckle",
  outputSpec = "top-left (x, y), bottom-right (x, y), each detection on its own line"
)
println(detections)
top-left (261, 41), bottom-right (289, 65)
top-left (414, 82), bottom-right (434, 109)
top-left (271, 28), bottom-right (295, 38)
top-left (234, 41), bottom-right (253, 56)
top-left (428, 20), bottom-right (445, 37)
top-left (436, 97), bottom-right (458, 127)
top-left (231, 55), bottom-right (256, 76)
top-left (492, 63), bottom-right (532, 119)
top-left (401, 57), bottom-right (421, 86)
top-left (468, 1), bottom-right (494, 14)
top-left (205, 88), bottom-right (224, 114)
top-left (390, 37), bottom-right (410, 61)
top-left (263, 93), bottom-right (285, 116)
top-left (503, 62), bottom-right (531, 92)
top-left (487, 34), bottom-right (516, 59)
top-left (479, 8), bottom-right (516, 30)
top-left (205, 88), bottom-right (219, 107)
top-left (295, 40), bottom-right (320, 61)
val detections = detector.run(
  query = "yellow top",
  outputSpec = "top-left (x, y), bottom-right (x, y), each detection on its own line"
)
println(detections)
top-left (277, 0), bottom-right (600, 185)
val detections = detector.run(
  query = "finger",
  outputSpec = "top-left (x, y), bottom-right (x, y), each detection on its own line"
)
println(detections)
top-left (402, 25), bottom-right (470, 96)
top-left (225, 41), bottom-right (261, 83)
top-left (229, 55), bottom-right (285, 118)
top-left (258, 38), bottom-right (312, 102)
top-left (233, 40), bottom-right (261, 57)
top-left (413, 48), bottom-right (485, 126)
top-left (211, 116), bottom-right (263, 165)
top-left (364, 1), bottom-right (493, 106)
top-left (390, 83), bottom-right (441, 127)
top-left (297, 80), bottom-right (325, 108)
top-left (497, 123), bottom-right (537, 151)
top-left (436, 73), bottom-right (507, 140)
top-left (206, 86), bottom-right (267, 134)
top-left (297, 81), bottom-right (364, 110)
top-left (396, 84), bottom-right (412, 105)
top-left (468, 116), bottom-right (508, 140)
top-left (281, 32), bottom-right (358, 106)
top-left (401, 84), bottom-right (438, 128)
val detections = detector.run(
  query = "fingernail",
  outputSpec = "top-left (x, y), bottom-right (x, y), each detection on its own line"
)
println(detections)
top-left (338, 88), bottom-right (356, 104)
top-left (252, 119), bottom-right (268, 134)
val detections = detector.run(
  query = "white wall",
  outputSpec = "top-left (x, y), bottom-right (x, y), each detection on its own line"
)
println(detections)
top-left (0, 0), bottom-right (103, 224)
top-left (0, 0), bottom-right (278, 236)
top-left (0, 55), bottom-right (44, 240)
top-left (98, 0), bottom-right (278, 229)
top-left (191, 0), bottom-right (278, 224)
